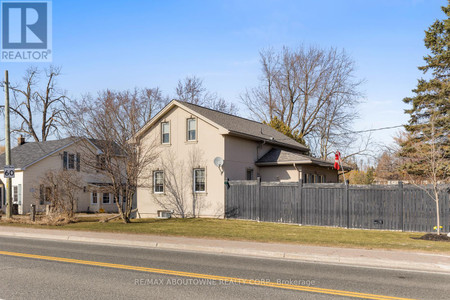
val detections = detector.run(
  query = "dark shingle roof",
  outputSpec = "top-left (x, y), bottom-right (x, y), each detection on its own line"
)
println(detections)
top-left (256, 148), bottom-right (352, 170)
top-left (89, 139), bottom-right (125, 156)
top-left (179, 102), bottom-right (309, 152)
top-left (0, 137), bottom-right (76, 170)
top-left (256, 148), bottom-right (313, 164)
top-left (0, 137), bottom-right (124, 170)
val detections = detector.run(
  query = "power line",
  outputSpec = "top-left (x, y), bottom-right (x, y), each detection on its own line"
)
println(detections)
top-left (339, 125), bottom-right (405, 135)
top-left (275, 124), bottom-right (405, 141)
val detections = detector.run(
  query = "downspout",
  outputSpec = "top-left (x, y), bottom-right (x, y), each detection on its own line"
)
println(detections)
top-left (256, 140), bottom-right (266, 160)
top-left (256, 140), bottom-right (267, 179)
top-left (293, 163), bottom-right (301, 182)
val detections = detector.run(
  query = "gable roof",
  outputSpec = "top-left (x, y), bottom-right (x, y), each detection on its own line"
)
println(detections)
top-left (136, 100), bottom-right (309, 152)
top-left (256, 148), bottom-right (352, 171)
top-left (0, 137), bottom-right (77, 170)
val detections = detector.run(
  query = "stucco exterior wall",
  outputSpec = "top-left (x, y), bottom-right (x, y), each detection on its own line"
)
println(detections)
top-left (222, 135), bottom-right (272, 181)
top-left (258, 165), bottom-right (300, 182)
top-left (137, 106), bottom-right (226, 218)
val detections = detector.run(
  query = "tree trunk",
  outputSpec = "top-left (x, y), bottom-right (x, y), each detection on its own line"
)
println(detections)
top-left (435, 189), bottom-right (440, 235)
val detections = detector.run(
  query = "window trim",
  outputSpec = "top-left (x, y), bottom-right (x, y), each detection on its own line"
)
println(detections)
top-left (186, 118), bottom-right (197, 141)
top-left (246, 168), bottom-right (254, 180)
top-left (161, 121), bottom-right (171, 144)
top-left (96, 155), bottom-right (106, 170)
top-left (13, 186), bottom-right (18, 204)
top-left (63, 151), bottom-right (80, 171)
top-left (193, 168), bottom-right (206, 193)
top-left (153, 170), bottom-right (164, 194)
top-left (102, 192), bottom-right (111, 204)
top-left (68, 153), bottom-right (76, 170)
top-left (91, 191), bottom-right (98, 205)
top-left (38, 185), bottom-right (52, 205)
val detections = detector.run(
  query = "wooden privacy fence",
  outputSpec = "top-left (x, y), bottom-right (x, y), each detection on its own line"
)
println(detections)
top-left (225, 180), bottom-right (450, 233)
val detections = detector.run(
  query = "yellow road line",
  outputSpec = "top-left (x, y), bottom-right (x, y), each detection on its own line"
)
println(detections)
top-left (0, 250), bottom-right (415, 300)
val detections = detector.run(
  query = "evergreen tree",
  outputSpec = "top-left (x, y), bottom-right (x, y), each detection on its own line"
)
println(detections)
top-left (365, 167), bottom-right (375, 185)
top-left (264, 116), bottom-right (307, 147)
top-left (400, 2), bottom-right (450, 180)
top-left (400, 2), bottom-right (450, 235)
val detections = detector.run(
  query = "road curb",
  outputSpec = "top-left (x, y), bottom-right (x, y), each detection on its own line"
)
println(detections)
top-left (1, 230), bottom-right (449, 274)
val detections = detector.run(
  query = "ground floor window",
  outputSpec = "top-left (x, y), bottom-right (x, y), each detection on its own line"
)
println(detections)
top-left (303, 174), bottom-right (314, 183)
top-left (194, 168), bottom-right (206, 192)
top-left (318, 175), bottom-right (326, 183)
top-left (91, 192), bottom-right (98, 204)
top-left (102, 193), bottom-right (111, 204)
top-left (246, 168), bottom-right (254, 180)
top-left (303, 174), bottom-right (326, 183)
top-left (13, 186), bottom-right (18, 203)
top-left (153, 171), bottom-right (164, 193)
top-left (39, 185), bottom-right (51, 205)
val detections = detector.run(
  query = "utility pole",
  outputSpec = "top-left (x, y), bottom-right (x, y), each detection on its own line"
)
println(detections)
top-left (4, 70), bottom-right (12, 219)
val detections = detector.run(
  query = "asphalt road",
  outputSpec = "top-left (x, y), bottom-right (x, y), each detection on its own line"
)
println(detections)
top-left (0, 236), bottom-right (448, 300)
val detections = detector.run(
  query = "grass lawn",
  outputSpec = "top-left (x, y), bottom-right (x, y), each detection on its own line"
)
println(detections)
top-left (1, 217), bottom-right (449, 253)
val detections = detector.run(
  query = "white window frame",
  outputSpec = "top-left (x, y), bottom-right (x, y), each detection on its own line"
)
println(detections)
top-left (13, 186), bottom-right (18, 204)
top-left (187, 118), bottom-right (197, 141)
top-left (193, 168), bottom-right (206, 193)
top-left (91, 191), bottom-right (98, 205)
top-left (153, 171), bottom-right (164, 194)
top-left (102, 193), bottom-right (111, 204)
top-left (161, 122), bottom-right (170, 144)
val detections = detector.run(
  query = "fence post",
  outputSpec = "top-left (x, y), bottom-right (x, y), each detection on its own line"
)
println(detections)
top-left (256, 177), bottom-right (261, 221)
top-left (30, 204), bottom-right (36, 222)
top-left (399, 181), bottom-right (404, 231)
top-left (345, 181), bottom-right (350, 228)
top-left (297, 180), bottom-right (303, 224)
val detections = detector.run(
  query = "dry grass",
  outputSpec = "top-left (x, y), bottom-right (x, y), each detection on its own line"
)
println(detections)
top-left (1, 216), bottom-right (449, 253)
top-left (0, 213), bottom-right (77, 226)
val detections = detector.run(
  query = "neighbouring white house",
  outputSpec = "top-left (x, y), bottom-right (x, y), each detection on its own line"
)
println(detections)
top-left (134, 100), bottom-right (349, 219)
top-left (0, 136), bottom-right (120, 215)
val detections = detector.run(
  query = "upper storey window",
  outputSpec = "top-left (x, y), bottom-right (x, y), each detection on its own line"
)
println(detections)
top-left (187, 118), bottom-right (196, 141)
top-left (161, 122), bottom-right (170, 144)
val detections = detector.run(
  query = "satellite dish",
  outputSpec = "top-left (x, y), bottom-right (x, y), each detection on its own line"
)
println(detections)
top-left (214, 157), bottom-right (224, 168)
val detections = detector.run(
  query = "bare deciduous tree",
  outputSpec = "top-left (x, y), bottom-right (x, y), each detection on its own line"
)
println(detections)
top-left (34, 169), bottom-right (82, 217)
top-left (69, 89), bottom-right (159, 223)
top-left (152, 147), bottom-right (206, 218)
top-left (176, 76), bottom-right (237, 114)
top-left (3, 66), bottom-right (68, 142)
top-left (139, 87), bottom-right (168, 123)
top-left (154, 151), bottom-right (190, 218)
top-left (398, 112), bottom-right (449, 235)
top-left (241, 46), bottom-right (364, 159)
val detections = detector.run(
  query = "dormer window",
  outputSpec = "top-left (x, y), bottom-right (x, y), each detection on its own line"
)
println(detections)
top-left (187, 118), bottom-right (196, 141)
top-left (161, 122), bottom-right (170, 144)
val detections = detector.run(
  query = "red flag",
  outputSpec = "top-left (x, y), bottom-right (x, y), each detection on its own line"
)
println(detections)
top-left (334, 151), bottom-right (340, 170)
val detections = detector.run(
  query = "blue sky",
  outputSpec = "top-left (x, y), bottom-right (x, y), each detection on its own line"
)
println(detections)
top-left (1, 0), bottom-right (445, 147)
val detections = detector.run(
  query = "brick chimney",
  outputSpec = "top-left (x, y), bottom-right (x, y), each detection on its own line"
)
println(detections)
top-left (18, 135), bottom-right (26, 146)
